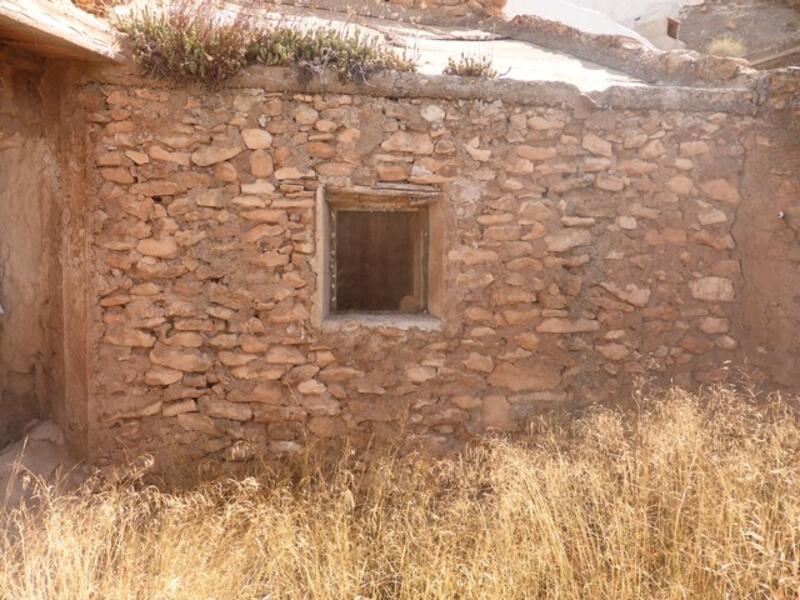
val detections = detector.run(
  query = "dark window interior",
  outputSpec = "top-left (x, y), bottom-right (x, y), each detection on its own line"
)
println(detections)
top-left (667, 18), bottom-right (680, 40)
top-left (333, 209), bottom-right (426, 313)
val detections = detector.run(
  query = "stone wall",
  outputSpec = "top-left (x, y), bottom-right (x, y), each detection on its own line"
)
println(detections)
top-left (0, 48), bottom-right (62, 447)
top-left (78, 66), bottom-right (763, 465)
top-left (385, 0), bottom-right (505, 17)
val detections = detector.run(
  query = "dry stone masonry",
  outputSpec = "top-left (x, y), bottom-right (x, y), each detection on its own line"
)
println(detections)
top-left (77, 65), bottom-right (771, 465)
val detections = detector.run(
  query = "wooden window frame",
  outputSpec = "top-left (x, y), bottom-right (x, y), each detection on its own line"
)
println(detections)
top-left (313, 184), bottom-right (444, 329)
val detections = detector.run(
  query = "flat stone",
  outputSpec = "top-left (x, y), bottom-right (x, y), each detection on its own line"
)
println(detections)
top-left (137, 237), bottom-right (178, 259)
top-left (176, 413), bottom-right (219, 436)
top-left (228, 382), bottom-right (284, 404)
top-left (420, 104), bottom-right (446, 122)
top-left (582, 133), bottom-right (613, 157)
top-left (487, 363), bottom-right (561, 392)
top-left (381, 131), bottom-right (434, 154)
top-left (406, 366), bottom-right (437, 383)
top-left (191, 145), bottom-right (244, 167)
top-left (544, 229), bottom-right (592, 252)
top-left (690, 277), bottom-right (735, 302)
top-left (104, 327), bottom-right (156, 348)
top-left (145, 366), bottom-right (183, 386)
top-left (667, 175), bottom-right (693, 195)
top-left (701, 179), bottom-right (741, 205)
top-left (266, 345), bottom-right (306, 365)
top-left (516, 145), bottom-right (557, 161)
top-left (100, 167), bottom-right (134, 184)
top-left (150, 343), bottom-right (213, 372)
top-left (452, 395), bottom-right (483, 410)
top-left (448, 246), bottom-right (499, 265)
top-left (293, 105), bottom-right (319, 125)
top-left (199, 396), bottom-right (252, 421)
top-left (536, 318), bottom-right (600, 333)
top-left (596, 343), bottom-right (629, 361)
top-left (462, 353), bottom-right (494, 373)
top-left (600, 282), bottom-right (651, 307)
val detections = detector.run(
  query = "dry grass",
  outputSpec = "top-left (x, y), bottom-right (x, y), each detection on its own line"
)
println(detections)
top-left (2, 386), bottom-right (800, 599)
top-left (706, 35), bottom-right (748, 58)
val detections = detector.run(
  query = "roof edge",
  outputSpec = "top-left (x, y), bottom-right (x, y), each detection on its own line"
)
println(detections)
top-left (81, 63), bottom-right (761, 116)
top-left (0, 0), bottom-right (120, 61)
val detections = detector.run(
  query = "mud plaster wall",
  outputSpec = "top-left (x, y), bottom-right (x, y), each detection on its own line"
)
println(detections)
top-left (76, 66), bottom-right (789, 467)
top-left (734, 73), bottom-right (800, 387)
top-left (0, 48), bottom-right (63, 447)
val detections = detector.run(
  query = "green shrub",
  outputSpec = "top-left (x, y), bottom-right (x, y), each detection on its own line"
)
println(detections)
top-left (248, 27), bottom-right (416, 84)
top-left (115, 2), bottom-right (252, 87)
top-left (443, 53), bottom-right (498, 78)
top-left (115, 1), bottom-right (416, 87)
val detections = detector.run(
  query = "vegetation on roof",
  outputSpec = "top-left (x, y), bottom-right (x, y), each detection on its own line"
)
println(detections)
top-left (706, 35), bottom-right (747, 59)
top-left (114, 1), bottom-right (417, 87)
top-left (443, 53), bottom-right (499, 79)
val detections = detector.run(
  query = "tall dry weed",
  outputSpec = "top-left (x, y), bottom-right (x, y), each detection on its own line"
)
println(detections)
top-left (1, 386), bottom-right (799, 599)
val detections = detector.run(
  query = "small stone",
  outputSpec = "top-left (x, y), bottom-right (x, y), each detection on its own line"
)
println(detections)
top-left (596, 175), bottom-right (625, 192)
top-left (516, 332), bottom-right (541, 350)
top-left (537, 318), bottom-right (600, 333)
top-left (600, 282), bottom-right (651, 307)
top-left (544, 230), bottom-right (592, 253)
top-left (482, 395), bottom-right (513, 431)
top-left (137, 237), bottom-right (178, 259)
top-left (406, 366), bottom-right (437, 383)
top-left (162, 398), bottom-right (197, 417)
top-left (241, 129), bottom-right (273, 149)
top-left (690, 277), bottom-right (735, 302)
top-left (701, 179), bottom-right (741, 205)
top-left (452, 395), bottom-right (482, 410)
top-left (582, 133), bottom-right (613, 157)
top-left (150, 343), bottom-right (213, 372)
top-left (381, 131), bottom-right (434, 154)
top-left (191, 145), bottom-right (244, 167)
top-left (219, 351), bottom-right (258, 367)
top-left (487, 363), bottom-right (560, 391)
top-left (618, 216), bottom-right (638, 229)
top-left (667, 175), bottom-right (693, 195)
top-left (640, 139), bottom-right (666, 159)
top-left (293, 105), bottom-right (319, 125)
top-left (463, 353), bottom-right (494, 373)
top-left (448, 246), bottom-right (499, 265)
top-left (100, 167), bottom-right (134, 184)
top-left (199, 396), bottom-right (252, 421)
top-left (699, 317), bottom-right (729, 334)
top-left (597, 343), bottom-right (629, 361)
top-left (516, 145), bottom-right (557, 161)
top-left (249, 150), bottom-right (274, 178)
top-left (130, 181), bottom-right (182, 196)
top-left (177, 413), bottom-right (218, 436)
top-left (420, 104), bottom-right (446, 122)
top-left (698, 207), bottom-right (727, 225)
top-left (680, 141), bottom-right (710, 156)
top-left (266, 346), bottom-right (306, 365)
top-left (104, 327), bottom-right (156, 348)
top-left (274, 167), bottom-right (313, 180)
top-left (297, 379), bottom-right (327, 395)
top-left (145, 366), bottom-right (183, 386)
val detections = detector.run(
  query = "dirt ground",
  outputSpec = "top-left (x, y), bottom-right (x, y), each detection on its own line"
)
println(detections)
top-left (680, 0), bottom-right (800, 67)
